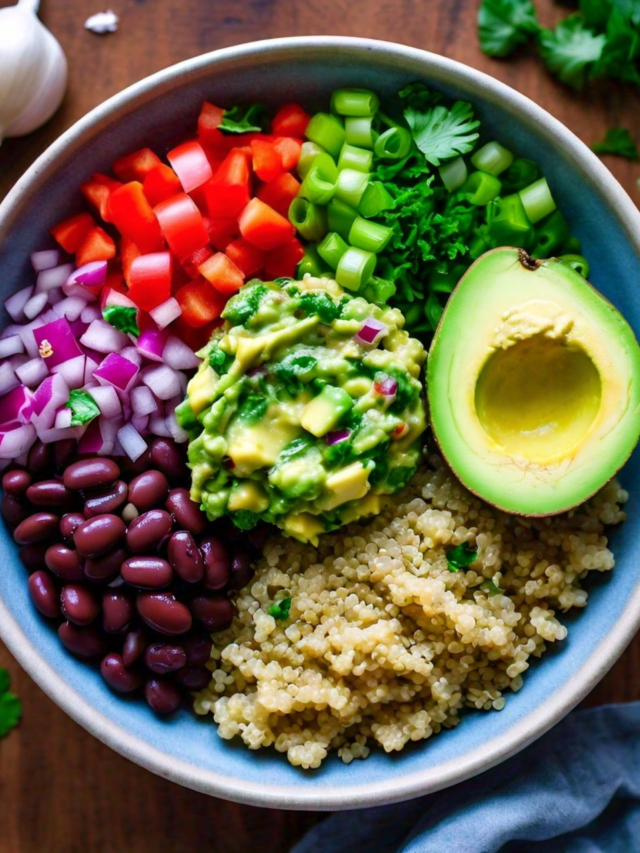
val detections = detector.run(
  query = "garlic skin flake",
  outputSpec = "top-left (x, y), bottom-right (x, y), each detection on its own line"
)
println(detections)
top-left (85, 10), bottom-right (119, 34)
top-left (0, 0), bottom-right (68, 145)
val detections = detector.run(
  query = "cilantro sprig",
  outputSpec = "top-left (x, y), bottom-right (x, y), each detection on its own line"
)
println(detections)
top-left (103, 304), bottom-right (139, 337)
top-left (65, 389), bottom-right (100, 427)
top-left (446, 543), bottom-right (478, 572)
top-left (403, 100), bottom-right (480, 167)
top-left (268, 596), bottom-right (292, 621)
top-left (0, 668), bottom-right (22, 738)
top-left (219, 104), bottom-right (266, 134)
top-left (478, 0), bottom-right (541, 57)
top-left (591, 127), bottom-right (640, 159)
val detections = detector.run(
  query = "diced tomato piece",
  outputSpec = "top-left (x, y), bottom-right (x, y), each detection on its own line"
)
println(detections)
top-left (143, 164), bottom-right (182, 207)
top-left (197, 102), bottom-right (225, 148)
top-left (203, 217), bottom-right (239, 250)
top-left (76, 226), bottom-right (116, 268)
top-left (251, 139), bottom-right (283, 183)
top-left (50, 212), bottom-right (95, 253)
top-left (109, 182), bottom-right (165, 254)
top-left (80, 174), bottom-right (122, 223)
top-left (199, 252), bottom-right (245, 296)
top-left (127, 252), bottom-right (173, 312)
top-left (257, 173), bottom-right (301, 218)
top-left (264, 239), bottom-right (305, 280)
top-left (182, 245), bottom-right (214, 279)
top-left (238, 198), bottom-right (295, 251)
top-left (167, 139), bottom-right (213, 194)
top-left (154, 193), bottom-right (209, 258)
top-left (113, 147), bottom-right (162, 183)
top-left (175, 277), bottom-right (227, 327)
top-left (224, 238), bottom-right (265, 278)
top-left (205, 149), bottom-right (251, 219)
top-left (120, 237), bottom-right (141, 287)
top-left (271, 103), bottom-right (311, 138)
top-left (273, 137), bottom-right (302, 172)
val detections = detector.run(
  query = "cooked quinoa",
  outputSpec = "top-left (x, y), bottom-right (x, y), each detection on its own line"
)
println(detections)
top-left (194, 454), bottom-right (627, 769)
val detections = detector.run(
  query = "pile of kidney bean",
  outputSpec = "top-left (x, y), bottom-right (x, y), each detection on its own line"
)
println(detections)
top-left (2, 437), bottom-right (266, 714)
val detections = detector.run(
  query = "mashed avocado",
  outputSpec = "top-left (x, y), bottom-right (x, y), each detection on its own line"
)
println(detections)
top-left (177, 276), bottom-right (427, 544)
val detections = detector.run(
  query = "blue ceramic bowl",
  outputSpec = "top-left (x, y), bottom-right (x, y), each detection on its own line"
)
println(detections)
top-left (1, 37), bottom-right (640, 811)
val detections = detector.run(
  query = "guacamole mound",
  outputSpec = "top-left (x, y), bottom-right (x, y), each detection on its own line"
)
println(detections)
top-left (177, 276), bottom-right (427, 544)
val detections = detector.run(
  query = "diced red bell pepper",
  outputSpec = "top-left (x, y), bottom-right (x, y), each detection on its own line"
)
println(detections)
top-left (120, 237), bottom-right (141, 287)
top-left (224, 238), bottom-right (265, 278)
top-left (264, 239), bottom-right (305, 280)
top-left (80, 174), bottom-right (122, 223)
top-left (181, 245), bottom-right (214, 279)
top-left (203, 217), bottom-right (239, 250)
top-left (154, 193), bottom-right (209, 258)
top-left (127, 251), bottom-right (173, 311)
top-left (76, 226), bottom-right (117, 268)
top-left (104, 268), bottom-right (126, 295)
top-left (197, 102), bottom-right (225, 148)
top-left (175, 277), bottom-right (227, 327)
top-left (173, 316), bottom-right (219, 351)
top-left (237, 198), bottom-right (295, 250)
top-left (113, 147), bottom-right (162, 183)
top-left (271, 103), bottom-right (311, 138)
top-left (142, 164), bottom-right (182, 207)
top-left (167, 140), bottom-right (213, 194)
top-left (273, 137), bottom-right (302, 172)
top-left (109, 182), bottom-right (165, 254)
top-left (50, 212), bottom-right (96, 253)
top-left (251, 139), bottom-right (283, 183)
top-left (198, 252), bottom-right (245, 296)
top-left (205, 149), bottom-right (251, 219)
top-left (257, 172), bottom-right (301, 218)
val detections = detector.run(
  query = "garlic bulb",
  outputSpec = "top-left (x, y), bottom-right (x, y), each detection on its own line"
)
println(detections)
top-left (0, 0), bottom-right (68, 145)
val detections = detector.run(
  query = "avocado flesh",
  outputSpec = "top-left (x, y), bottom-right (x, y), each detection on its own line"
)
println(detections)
top-left (427, 247), bottom-right (640, 515)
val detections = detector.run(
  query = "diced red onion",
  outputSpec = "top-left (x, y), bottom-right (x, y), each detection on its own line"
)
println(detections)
top-left (137, 329), bottom-right (167, 363)
top-left (117, 422), bottom-right (147, 461)
top-left (0, 424), bottom-right (36, 459)
top-left (162, 335), bottom-right (199, 370)
top-left (80, 305), bottom-right (101, 324)
top-left (149, 297), bottom-right (181, 329)
top-left (149, 411), bottom-right (171, 437)
top-left (141, 364), bottom-right (182, 400)
top-left (51, 354), bottom-right (86, 389)
top-left (131, 385), bottom-right (157, 417)
top-left (55, 407), bottom-right (72, 429)
top-left (8, 354), bottom-right (29, 372)
top-left (62, 279), bottom-right (96, 301)
top-left (48, 289), bottom-right (64, 306)
top-left (72, 260), bottom-right (108, 291)
top-left (89, 385), bottom-right (122, 419)
top-left (15, 357), bottom-right (48, 389)
top-left (101, 288), bottom-right (137, 311)
top-left (31, 249), bottom-right (62, 272)
top-left (23, 292), bottom-right (49, 321)
top-left (94, 352), bottom-right (139, 392)
top-left (32, 373), bottom-right (69, 429)
top-left (121, 346), bottom-right (142, 368)
top-left (0, 385), bottom-right (33, 425)
top-left (373, 375), bottom-right (398, 398)
top-left (84, 355), bottom-right (99, 385)
top-left (5, 286), bottom-right (34, 322)
top-left (0, 363), bottom-right (19, 396)
top-left (33, 317), bottom-right (82, 367)
top-left (354, 317), bottom-right (388, 348)
top-left (80, 319), bottom-right (130, 354)
top-left (165, 401), bottom-right (188, 443)
top-left (53, 296), bottom-right (87, 322)
top-left (131, 414), bottom-right (149, 435)
top-left (36, 263), bottom-right (75, 295)
top-left (38, 424), bottom-right (85, 444)
top-left (325, 429), bottom-right (351, 445)
top-left (0, 335), bottom-right (24, 359)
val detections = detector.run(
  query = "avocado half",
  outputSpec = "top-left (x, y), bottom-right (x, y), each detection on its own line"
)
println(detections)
top-left (427, 247), bottom-right (640, 516)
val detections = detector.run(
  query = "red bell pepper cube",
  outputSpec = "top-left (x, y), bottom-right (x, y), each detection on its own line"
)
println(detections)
top-left (198, 252), bottom-right (245, 296)
top-left (120, 236), bottom-right (141, 287)
top-left (271, 103), bottom-right (311, 138)
top-left (182, 245), bottom-right (214, 279)
top-left (224, 238), bottom-right (265, 278)
top-left (251, 139), bottom-right (283, 183)
top-left (203, 216), bottom-right (239, 250)
top-left (173, 316), bottom-right (220, 351)
top-left (197, 102), bottom-right (225, 148)
top-left (127, 251), bottom-right (173, 311)
top-left (143, 164), bottom-right (182, 207)
top-left (113, 147), bottom-right (162, 183)
top-left (50, 212), bottom-right (96, 253)
top-left (238, 198), bottom-right (295, 251)
top-left (154, 192), bottom-right (209, 258)
top-left (76, 226), bottom-right (117, 268)
top-left (167, 139), bottom-right (213, 194)
top-left (175, 277), bottom-right (227, 327)
top-left (80, 174), bottom-right (122, 223)
top-left (257, 172), bottom-right (301, 218)
top-left (109, 182), bottom-right (165, 254)
top-left (264, 238), bottom-right (305, 280)
top-left (104, 269), bottom-right (126, 295)
top-left (273, 137), bottom-right (302, 172)
top-left (205, 149), bottom-right (252, 219)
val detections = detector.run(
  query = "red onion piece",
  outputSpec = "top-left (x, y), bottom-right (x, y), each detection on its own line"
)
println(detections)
top-left (131, 385), bottom-right (157, 417)
top-left (53, 296), bottom-right (87, 322)
top-left (5, 286), bottom-right (34, 322)
top-left (32, 373), bottom-right (69, 429)
top-left (94, 352), bottom-right (139, 392)
top-left (15, 357), bottom-right (48, 389)
top-left (149, 297), bottom-right (181, 330)
top-left (80, 304), bottom-right (101, 325)
top-left (0, 385), bottom-right (33, 425)
top-left (162, 335), bottom-right (199, 370)
top-left (0, 363), bottom-right (19, 396)
top-left (89, 385), bottom-right (122, 419)
top-left (33, 317), bottom-right (83, 368)
top-left (117, 423), bottom-right (147, 461)
top-left (149, 411), bottom-right (171, 437)
top-left (141, 364), bottom-right (182, 401)
top-left (0, 335), bottom-right (24, 359)
top-left (80, 319), bottom-right (130, 354)
top-left (373, 375), bottom-right (398, 398)
top-left (325, 429), bottom-right (351, 445)
top-left (36, 263), bottom-right (75, 295)
top-left (52, 354), bottom-right (86, 389)
top-left (31, 249), bottom-right (62, 272)
top-left (101, 288), bottom-right (137, 311)
top-left (137, 329), bottom-right (167, 363)
top-left (354, 317), bottom-right (388, 348)
top-left (120, 346), bottom-right (142, 368)
top-left (0, 424), bottom-right (36, 459)
top-left (23, 293), bottom-right (49, 321)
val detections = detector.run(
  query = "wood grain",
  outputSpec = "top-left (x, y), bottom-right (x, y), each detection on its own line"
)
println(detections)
top-left (0, 0), bottom-right (639, 850)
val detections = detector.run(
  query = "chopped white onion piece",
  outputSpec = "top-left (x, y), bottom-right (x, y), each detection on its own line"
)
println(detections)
top-left (38, 424), bottom-right (85, 444)
top-left (0, 424), bottom-right (36, 459)
top-left (53, 296), bottom-right (87, 322)
top-left (61, 279), bottom-right (96, 301)
top-left (131, 414), bottom-right (149, 435)
top-left (89, 385), bottom-right (122, 419)
top-left (141, 364), bottom-right (182, 400)
top-left (15, 357), bottom-right (48, 389)
top-left (117, 423), bottom-right (147, 461)
top-left (149, 412), bottom-right (171, 437)
top-left (80, 305), bottom-right (102, 324)
top-left (84, 356), bottom-right (100, 386)
top-left (55, 407), bottom-right (73, 429)
top-left (52, 355), bottom-right (86, 389)
top-left (80, 319), bottom-right (130, 353)
top-left (121, 346), bottom-right (142, 367)
top-left (0, 335), bottom-right (24, 359)
top-left (149, 297), bottom-right (182, 329)
top-left (31, 249), bottom-right (62, 272)
top-left (162, 335), bottom-right (200, 370)
top-left (5, 286), bottom-right (34, 322)
top-left (23, 292), bottom-right (49, 321)
top-left (131, 385), bottom-right (157, 417)
top-left (0, 363), bottom-right (19, 396)
top-left (36, 263), bottom-right (75, 295)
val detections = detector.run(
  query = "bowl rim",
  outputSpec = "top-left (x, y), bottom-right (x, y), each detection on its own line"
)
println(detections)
top-left (2, 35), bottom-right (640, 812)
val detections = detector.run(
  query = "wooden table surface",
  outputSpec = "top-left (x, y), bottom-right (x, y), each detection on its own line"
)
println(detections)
top-left (1, 0), bottom-right (639, 850)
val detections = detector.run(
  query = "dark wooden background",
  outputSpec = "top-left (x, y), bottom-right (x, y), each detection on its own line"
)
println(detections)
top-left (1, 1), bottom-right (639, 851)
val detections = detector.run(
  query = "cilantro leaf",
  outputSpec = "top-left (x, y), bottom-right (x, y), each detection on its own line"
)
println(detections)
top-left (404, 100), bottom-right (480, 166)
top-left (65, 389), bottom-right (100, 427)
top-left (268, 596), bottom-right (292, 621)
top-left (219, 104), bottom-right (266, 134)
top-left (591, 11), bottom-right (640, 84)
top-left (481, 578), bottom-right (503, 596)
top-left (446, 543), bottom-right (478, 572)
top-left (209, 345), bottom-right (234, 374)
top-left (478, 0), bottom-right (541, 57)
top-left (0, 668), bottom-right (22, 738)
top-left (298, 291), bottom-right (344, 324)
top-left (102, 304), bottom-right (139, 336)
top-left (538, 15), bottom-right (606, 89)
top-left (222, 283), bottom-right (268, 326)
top-left (398, 82), bottom-right (444, 111)
top-left (591, 127), bottom-right (639, 159)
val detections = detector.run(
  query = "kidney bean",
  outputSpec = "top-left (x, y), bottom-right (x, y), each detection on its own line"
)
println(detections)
top-left (60, 512), bottom-right (85, 543)
top-left (173, 666), bottom-right (211, 691)
top-left (58, 622), bottom-right (109, 658)
top-left (63, 458), bottom-right (120, 491)
top-left (14, 512), bottom-right (59, 545)
top-left (167, 531), bottom-right (205, 583)
top-left (126, 509), bottom-right (173, 554)
top-left (84, 546), bottom-right (126, 583)
top-left (183, 633), bottom-right (212, 667)
top-left (2, 469), bottom-right (31, 496)
top-left (145, 677), bottom-right (182, 714)
top-left (248, 522), bottom-right (271, 552)
top-left (227, 550), bottom-right (254, 591)
top-left (102, 591), bottom-right (134, 634)
top-left (144, 642), bottom-right (187, 674)
top-left (190, 596), bottom-right (234, 632)
top-left (83, 480), bottom-right (128, 518)
top-left (137, 592), bottom-right (192, 636)
top-left (28, 571), bottom-right (61, 618)
top-left (119, 448), bottom-right (152, 478)
top-left (100, 653), bottom-right (143, 693)
top-left (122, 556), bottom-right (173, 589)
top-left (26, 480), bottom-right (74, 508)
top-left (54, 438), bottom-right (77, 473)
top-left (60, 584), bottom-right (100, 626)
top-left (122, 629), bottom-right (148, 667)
top-left (19, 543), bottom-right (49, 573)
top-left (128, 470), bottom-right (169, 512)
top-left (2, 494), bottom-right (30, 527)
top-left (45, 544), bottom-right (84, 582)
top-left (27, 440), bottom-right (53, 476)
top-left (74, 514), bottom-right (125, 558)
top-left (165, 488), bottom-right (206, 535)
top-left (150, 438), bottom-right (188, 483)
top-left (200, 537), bottom-right (230, 591)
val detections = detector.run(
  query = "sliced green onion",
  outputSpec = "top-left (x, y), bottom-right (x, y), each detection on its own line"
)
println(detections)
top-left (305, 112), bottom-right (346, 158)
top-left (288, 197), bottom-right (328, 241)
top-left (559, 254), bottom-right (590, 278)
top-left (300, 154), bottom-right (338, 205)
top-left (470, 141), bottom-right (514, 176)
top-left (348, 217), bottom-right (393, 253)
top-left (358, 181), bottom-right (395, 218)
top-left (501, 158), bottom-right (540, 193)
top-left (374, 127), bottom-right (412, 160)
top-left (361, 277), bottom-right (397, 305)
top-left (519, 177), bottom-right (556, 224)
top-left (338, 143), bottom-right (373, 173)
top-left (461, 171), bottom-right (502, 206)
top-left (317, 232), bottom-right (349, 270)
top-left (531, 210), bottom-right (569, 258)
top-left (298, 141), bottom-right (326, 180)
top-left (439, 156), bottom-right (468, 192)
top-left (345, 116), bottom-right (376, 149)
top-left (336, 247), bottom-right (376, 291)
top-left (487, 193), bottom-right (533, 246)
top-left (468, 232), bottom-right (493, 259)
top-left (331, 88), bottom-right (380, 117)
top-left (297, 245), bottom-right (326, 278)
top-left (334, 168), bottom-right (369, 207)
top-left (327, 198), bottom-right (359, 239)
